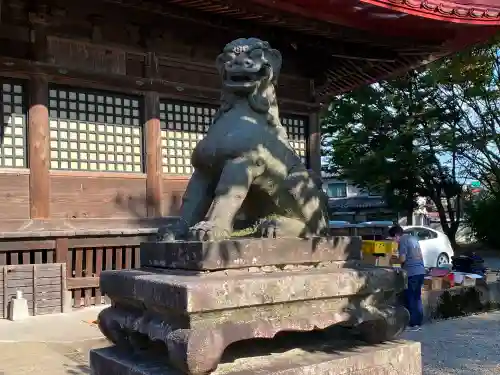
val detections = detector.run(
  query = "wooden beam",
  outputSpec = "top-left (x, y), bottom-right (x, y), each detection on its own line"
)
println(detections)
top-left (2, 267), bottom-right (7, 318)
top-left (145, 95), bottom-right (163, 217)
top-left (67, 235), bottom-right (146, 248)
top-left (67, 276), bottom-right (99, 290)
top-left (144, 52), bottom-right (163, 217)
top-left (28, 74), bottom-right (50, 218)
top-left (0, 239), bottom-right (55, 252)
top-left (0, 56), bottom-right (317, 113)
top-left (308, 80), bottom-right (322, 175)
top-left (308, 111), bottom-right (321, 175)
top-left (55, 237), bottom-right (68, 263)
top-left (28, 13), bottom-right (50, 219)
top-left (102, 0), bottom-right (431, 48)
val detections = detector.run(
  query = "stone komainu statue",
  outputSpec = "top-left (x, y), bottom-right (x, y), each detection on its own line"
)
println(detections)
top-left (158, 38), bottom-right (329, 241)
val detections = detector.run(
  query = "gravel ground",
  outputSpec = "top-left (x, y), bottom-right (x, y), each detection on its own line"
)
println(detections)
top-left (402, 311), bottom-right (500, 374)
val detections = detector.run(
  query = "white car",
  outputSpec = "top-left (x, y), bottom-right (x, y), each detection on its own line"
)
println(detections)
top-left (402, 225), bottom-right (454, 268)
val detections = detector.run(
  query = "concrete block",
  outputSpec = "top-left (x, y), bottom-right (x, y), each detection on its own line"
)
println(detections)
top-left (62, 290), bottom-right (73, 313)
top-left (8, 290), bottom-right (30, 321)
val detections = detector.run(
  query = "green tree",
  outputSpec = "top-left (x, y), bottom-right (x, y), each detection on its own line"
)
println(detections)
top-left (431, 38), bottom-right (500, 192)
top-left (322, 37), bottom-right (500, 247)
top-left (322, 70), bottom-right (463, 247)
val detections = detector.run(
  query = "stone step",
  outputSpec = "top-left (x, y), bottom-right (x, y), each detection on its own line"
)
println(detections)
top-left (90, 339), bottom-right (421, 375)
top-left (140, 236), bottom-right (362, 271)
top-left (100, 265), bottom-right (405, 312)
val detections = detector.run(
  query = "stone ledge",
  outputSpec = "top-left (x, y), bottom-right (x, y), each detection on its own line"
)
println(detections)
top-left (90, 339), bottom-right (422, 375)
top-left (100, 266), bottom-right (405, 312)
top-left (141, 236), bottom-right (362, 270)
top-left (0, 218), bottom-right (178, 239)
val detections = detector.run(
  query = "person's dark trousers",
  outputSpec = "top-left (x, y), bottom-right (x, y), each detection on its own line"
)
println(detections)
top-left (404, 274), bottom-right (425, 327)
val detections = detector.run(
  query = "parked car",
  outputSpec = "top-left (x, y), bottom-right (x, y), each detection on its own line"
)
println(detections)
top-left (328, 220), bottom-right (351, 226)
top-left (358, 221), bottom-right (395, 226)
top-left (402, 225), bottom-right (454, 268)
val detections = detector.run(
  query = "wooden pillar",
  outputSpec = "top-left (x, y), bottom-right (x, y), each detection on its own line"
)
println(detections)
top-left (308, 79), bottom-right (322, 175)
top-left (144, 53), bottom-right (163, 217)
top-left (308, 111), bottom-right (321, 175)
top-left (145, 92), bottom-right (162, 217)
top-left (28, 75), bottom-right (50, 218)
top-left (28, 11), bottom-right (50, 218)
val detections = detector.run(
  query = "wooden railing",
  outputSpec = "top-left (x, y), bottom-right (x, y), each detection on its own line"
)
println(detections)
top-left (0, 229), bottom-right (155, 308)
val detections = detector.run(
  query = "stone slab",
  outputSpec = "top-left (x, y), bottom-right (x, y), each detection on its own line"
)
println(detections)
top-left (100, 265), bottom-right (405, 312)
top-left (140, 236), bottom-right (362, 270)
top-left (90, 340), bottom-right (422, 375)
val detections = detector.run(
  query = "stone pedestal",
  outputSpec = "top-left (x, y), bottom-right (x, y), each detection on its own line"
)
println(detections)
top-left (95, 236), bottom-right (410, 375)
top-left (90, 339), bottom-right (422, 375)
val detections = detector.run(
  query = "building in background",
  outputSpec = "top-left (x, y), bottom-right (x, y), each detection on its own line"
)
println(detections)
top-left (322, 175), bottom-right (397, 223)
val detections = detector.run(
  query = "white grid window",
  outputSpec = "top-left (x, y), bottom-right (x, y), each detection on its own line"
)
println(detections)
top-left (281, 116), bottom-right (308, 166)
top-left (160, 100), bottom-right (309, 175)
top-left (1, 81), bottom-right (26, 168)
top-left (48, 87), bottom-right (143, 172)
top-left (160, 101), bottom-right (217, 175)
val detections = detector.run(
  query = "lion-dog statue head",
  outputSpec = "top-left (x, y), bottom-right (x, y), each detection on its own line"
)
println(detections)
top-left (214, 38), bottom-right (283, 129)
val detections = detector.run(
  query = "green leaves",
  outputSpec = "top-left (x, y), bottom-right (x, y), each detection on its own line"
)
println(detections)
top-left (322, 37), bottom-right (500, 244)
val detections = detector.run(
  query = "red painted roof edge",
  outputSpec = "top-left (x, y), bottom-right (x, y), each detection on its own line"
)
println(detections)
top-left (360, 0), bottom-right (500, 25)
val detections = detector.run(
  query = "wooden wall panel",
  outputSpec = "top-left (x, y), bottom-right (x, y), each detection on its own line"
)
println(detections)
top-left (0, 172), bottom-right (30, 220)
top-left (162, 177), bottom-right (189, 216)
top-left (50, 173), bottom-right (147, 219)
top-left (0, 1), bottom-right (317, 228)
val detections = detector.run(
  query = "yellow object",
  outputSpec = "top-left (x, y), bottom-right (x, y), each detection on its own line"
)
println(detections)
top-left (362, 240), bottom-right (397, 255)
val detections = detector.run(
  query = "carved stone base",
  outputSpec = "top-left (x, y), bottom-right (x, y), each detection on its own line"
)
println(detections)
top-left (90, 339), bottom-right (422, 375)
top-left (98, 263), bottom-right (408, 374)
top-left (98, 302), bottom-right (409, 374)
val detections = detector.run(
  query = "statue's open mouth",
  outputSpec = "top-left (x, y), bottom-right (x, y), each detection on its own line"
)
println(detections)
top-left (225, 71), bottom-right (258, 86)
top-left (223, 66), bottom-right (266, 92)
top-left (229, 74), bottom-right (253, 82)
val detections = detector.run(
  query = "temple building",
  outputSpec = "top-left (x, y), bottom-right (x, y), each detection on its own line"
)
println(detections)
top-left (0, 0), bottom-right (498, 232)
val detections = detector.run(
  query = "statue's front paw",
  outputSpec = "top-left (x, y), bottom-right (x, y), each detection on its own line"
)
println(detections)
top-left (189, 221), bottom-right (231, 242)
top-left (258, 218), bottom-right (279, 238)
top-left (157, 220), bottom-right (189, 241)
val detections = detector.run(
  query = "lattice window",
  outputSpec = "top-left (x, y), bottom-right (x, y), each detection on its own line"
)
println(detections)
top-left (281, 115), bottom-right (308, 166)
top-left (160, 101), bottom-right (217, 175)
top-left (160, 100), bottom-right (309, 175)
top-left (0, 80), bottom-right (26, 168)
top-left (48, 87), bottom-right (143, 172)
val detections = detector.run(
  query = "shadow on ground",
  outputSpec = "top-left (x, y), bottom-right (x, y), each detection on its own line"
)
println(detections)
top-left (52, 339), bottom-right (110, 375)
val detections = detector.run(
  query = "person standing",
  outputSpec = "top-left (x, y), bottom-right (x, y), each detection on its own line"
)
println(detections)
top-left (389, 225), bottom-right (426, 331)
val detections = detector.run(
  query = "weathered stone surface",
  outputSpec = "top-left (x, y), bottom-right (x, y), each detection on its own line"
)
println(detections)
top-left (156, 38), bottom-right (330, 243)
top-left (90, 339), bottom-right (422, 375)
top-left (141, 236), bottom-right (362, 270)
top-left (100, 266), bottom-right (405, 312)
top-left (98, 301), bottom-right (409, 374)
top-left (98, 264), bottom-right (409, 374)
